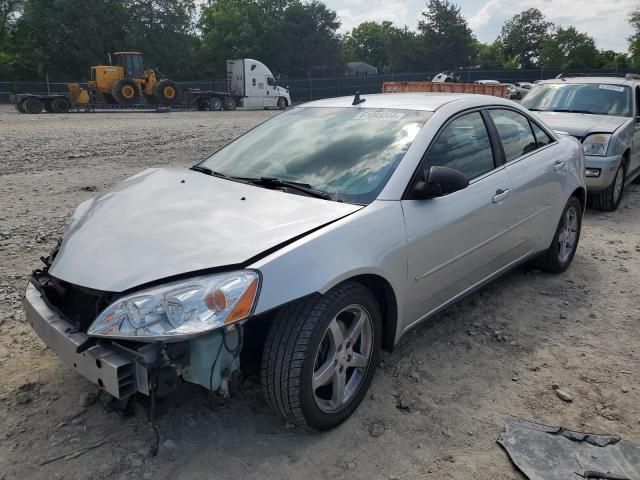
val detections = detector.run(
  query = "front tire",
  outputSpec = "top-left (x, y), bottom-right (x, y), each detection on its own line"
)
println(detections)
top-left (261, 282), bottom-right (381, 431)
top-left (277, 97), bottom-right (288, 110)
top-left (534, 196), bottom-right (582, 273)
top-left (154, 79), bottom-right (179, 105)
top-left (588, 163), bottom-right (625, 211)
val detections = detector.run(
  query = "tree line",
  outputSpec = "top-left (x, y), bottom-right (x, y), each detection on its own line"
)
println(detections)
top-left (1, 0), bottom-right (639, 82)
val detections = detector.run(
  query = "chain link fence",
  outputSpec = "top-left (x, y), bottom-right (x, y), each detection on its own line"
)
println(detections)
top-left (2, 69), bottom-right (637, 104)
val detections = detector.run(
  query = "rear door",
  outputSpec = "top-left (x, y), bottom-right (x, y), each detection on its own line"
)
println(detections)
top-left (487, 108), bottom-right (564, 255)
top-left (401, 110), bottom-right (516, 323)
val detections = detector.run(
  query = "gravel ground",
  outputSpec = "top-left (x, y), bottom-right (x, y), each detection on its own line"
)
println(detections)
top-left (0, 104), bottom-right (638, 480)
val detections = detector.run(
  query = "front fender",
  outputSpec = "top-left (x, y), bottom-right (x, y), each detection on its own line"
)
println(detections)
top-left (249, 201), bottom-right (408, 344)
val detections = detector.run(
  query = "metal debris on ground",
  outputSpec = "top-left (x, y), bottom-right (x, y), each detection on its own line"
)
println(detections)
top-left (499, 418), bottom-right (640, 480)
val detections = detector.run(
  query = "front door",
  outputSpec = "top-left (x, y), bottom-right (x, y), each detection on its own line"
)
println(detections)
top-left (402, 110), bottom-right (516, 326)
top-left (264, 76), bottom-right (278, 107)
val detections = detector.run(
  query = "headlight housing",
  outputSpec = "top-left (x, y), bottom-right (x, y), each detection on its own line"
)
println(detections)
top-left (88, 270), bottom-right (259, 341)
top-left (582, 133), bottom-right (611, 156)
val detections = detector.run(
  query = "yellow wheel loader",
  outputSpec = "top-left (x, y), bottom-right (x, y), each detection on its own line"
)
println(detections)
top-left (13, 51), bottom-right (180, 113)
top-left (88, 51), bottom-right (179, 105)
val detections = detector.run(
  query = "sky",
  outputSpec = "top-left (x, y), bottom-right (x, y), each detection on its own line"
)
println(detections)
top-left (323, 0), bottom-right (636, 52)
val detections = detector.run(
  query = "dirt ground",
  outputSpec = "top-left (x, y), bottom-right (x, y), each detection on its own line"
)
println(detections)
top-left (0, 104), bottom-right (638, 480)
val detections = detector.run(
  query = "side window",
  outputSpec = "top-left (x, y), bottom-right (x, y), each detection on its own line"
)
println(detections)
top-left (636, 86), bottom-right (640, 118)
top-left (267, 77), bottom-right (276, 87)
top-left (531, 122), bottom-right (553, 147)
top-left (489, 109), bottom-right (538, 162)
top-left (424, 111), bottom-right (495, 180)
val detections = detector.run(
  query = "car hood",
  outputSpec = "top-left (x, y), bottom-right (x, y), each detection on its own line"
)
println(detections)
top-left (533, 111), bottom-right (628, 138)
top-left (49, 168), bottom-right (362, 292)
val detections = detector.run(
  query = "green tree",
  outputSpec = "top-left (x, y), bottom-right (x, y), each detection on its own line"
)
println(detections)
top-left (598, 50), bottom-right (629, 70)
top-left (418, 0), bottom-right (476, 70)
top-left (0, 1), bottom-right (22, 76)
top-left (123, 0), bottom-right (199, 78)
top-left (629, 8), bottom-right (640, 68)
top-left (344, 21), bottom-right (394, 70)
top-left (475, 40), bottom-right (504, 69)
top-left (540, 26), bottom-right (598, 69)
top-left (344, 21), bottom-right (420, 72)
top-left (499, 8), bottom-right (552, 68)
top-left (199, 0), bottom-right (341, 77)
top-left (12, 0), bottom-right (129, 79)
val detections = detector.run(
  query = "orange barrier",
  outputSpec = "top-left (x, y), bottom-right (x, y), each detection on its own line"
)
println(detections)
top-left (382, 81), bottom-right (508, 98)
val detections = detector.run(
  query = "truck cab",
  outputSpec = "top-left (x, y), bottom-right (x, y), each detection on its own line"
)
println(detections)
top-left (227, 59), bottom-right (291, 109)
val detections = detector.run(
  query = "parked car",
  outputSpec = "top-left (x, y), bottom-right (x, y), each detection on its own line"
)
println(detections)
top-left (474, 79), bottom-right (500, 85)
top-left (504, 83), bottom-right (521, 100)
top-left (24, 93), bottom-right (586, 431)
top-left (432, 71), bottom-right (462, 83)
top-left (521, 74), bottom-right (640, 211)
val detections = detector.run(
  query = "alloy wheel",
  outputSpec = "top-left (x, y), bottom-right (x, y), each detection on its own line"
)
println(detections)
top-left (558, 206), bottom-right (579, 263)
top-left (312, 305), bottom-right (373, 413)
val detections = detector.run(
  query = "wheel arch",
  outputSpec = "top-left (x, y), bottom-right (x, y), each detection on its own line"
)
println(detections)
top-left (622, 148), bottom-right (631, 171)
top-left (341, 274), bottom-right (398, 352)
top-left (571, 186), bottom-right (587, 212)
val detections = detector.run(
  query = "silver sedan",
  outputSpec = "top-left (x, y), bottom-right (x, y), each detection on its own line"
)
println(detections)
top-left (24, 93), bottom-right (586, 430)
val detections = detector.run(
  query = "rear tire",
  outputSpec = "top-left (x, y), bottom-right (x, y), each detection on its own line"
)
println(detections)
top-left (533, 196), bottom-right (582, 273)
top-left (51, 97), bottom-right (71, 113)
top-left (261, 281), bottom-right (381, 431)
top-left (24, 97), bottom-right (44, 114)
top-left (222, 96), bottom-right (237, 111)
top-left (112, 78), bottom-right (140, 105)
top-left (209, 97), bottom-right (223, 111)
top-left (587, 163), bottom-right (625, 211)
top-left (154, 79), bottom-right (179, 105)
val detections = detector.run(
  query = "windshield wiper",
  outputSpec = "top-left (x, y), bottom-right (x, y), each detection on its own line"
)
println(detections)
top-left (191, 166), bottom-right (252, 184)
top-left (549, 109), bottom-right (594, 114)
top-left (191, 168), bottom-right (332, 200)
top-left (240, 176), bottom-right (333, 200)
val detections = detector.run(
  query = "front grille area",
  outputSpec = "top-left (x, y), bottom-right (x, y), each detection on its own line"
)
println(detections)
top-left (33, 271), bottom-right (116, 332)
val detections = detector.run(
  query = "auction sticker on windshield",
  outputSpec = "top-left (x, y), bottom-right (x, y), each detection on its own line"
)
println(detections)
top-left (353, 111), bottom-right (407, 120)
top-left (599, 84), bottom-right (625, 93)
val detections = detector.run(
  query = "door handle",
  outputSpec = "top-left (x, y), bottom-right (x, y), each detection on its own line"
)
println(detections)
top-left (492, 188), bottom-right (510, 203)
top-left (554, 160), bottom-right (566, 171)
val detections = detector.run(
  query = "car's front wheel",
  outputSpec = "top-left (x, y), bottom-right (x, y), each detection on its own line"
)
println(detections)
top-left (588, 163), bottom-right (625, 211)
top-left (261, 281), bottom-right (381, 430)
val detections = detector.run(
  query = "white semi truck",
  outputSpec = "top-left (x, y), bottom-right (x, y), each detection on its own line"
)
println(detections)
top-left (189, 58), bottom-right (292, 111)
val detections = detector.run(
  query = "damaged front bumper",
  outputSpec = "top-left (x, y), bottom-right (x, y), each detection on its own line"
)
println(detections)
top-left (23, 282), bottom-right (241, 399)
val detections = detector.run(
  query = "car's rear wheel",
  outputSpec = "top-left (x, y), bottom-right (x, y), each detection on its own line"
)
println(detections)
top-left (261, 281), bottom-right (381, 431)
top-left (533, 196), bottom-right (582, 273)
top-left (588, 163), bottom-right (625, 211)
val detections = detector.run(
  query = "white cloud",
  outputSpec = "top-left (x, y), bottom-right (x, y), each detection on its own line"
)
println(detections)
top-left (326, 0), bottom-right (635, 52)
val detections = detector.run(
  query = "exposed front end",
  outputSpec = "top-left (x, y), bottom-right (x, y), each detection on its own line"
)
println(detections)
top-left (24, 269), bottom-right (246, 400)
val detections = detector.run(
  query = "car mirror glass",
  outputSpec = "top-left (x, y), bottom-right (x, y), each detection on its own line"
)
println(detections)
top-left (412, 166), bottom-right (469, 199)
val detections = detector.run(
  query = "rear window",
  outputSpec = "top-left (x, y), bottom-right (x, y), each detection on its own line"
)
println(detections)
top-left (521, 83), bottom-right (633, 117)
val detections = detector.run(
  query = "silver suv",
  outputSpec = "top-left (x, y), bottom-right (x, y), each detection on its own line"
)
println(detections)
top-left (522, 74), bottom-right (640, 211)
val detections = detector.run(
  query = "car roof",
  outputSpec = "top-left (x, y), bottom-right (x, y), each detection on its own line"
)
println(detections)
top-left (298, 93), bottom-right (515, 112)
top-left (537, 76), bottom-right (640, 87)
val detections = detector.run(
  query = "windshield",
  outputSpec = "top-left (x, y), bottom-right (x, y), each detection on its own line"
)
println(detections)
top-left (198, 107), bottom-right (431, 204)
top-left (521, 83), bottom-right (633, 117)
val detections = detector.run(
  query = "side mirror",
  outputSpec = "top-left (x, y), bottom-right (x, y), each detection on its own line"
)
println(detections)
top-left (411, 166), bottom-right (469, 199)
